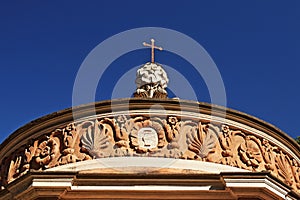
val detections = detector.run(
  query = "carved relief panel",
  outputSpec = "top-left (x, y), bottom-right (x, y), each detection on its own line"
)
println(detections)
top-left (0, 114), bottom-right (299, 193)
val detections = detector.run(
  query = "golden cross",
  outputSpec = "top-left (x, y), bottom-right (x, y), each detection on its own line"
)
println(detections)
top-left (143, 39), bottom-right (163, 63)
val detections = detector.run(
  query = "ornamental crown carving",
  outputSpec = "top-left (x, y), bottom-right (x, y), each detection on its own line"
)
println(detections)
top-left (134, 62), bottom-right (169, 98)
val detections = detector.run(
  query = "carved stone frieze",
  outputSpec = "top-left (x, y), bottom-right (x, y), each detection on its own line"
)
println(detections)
top-left (0, 123), bottom-right (91, 186)
top-left (218, 125), bottom-right (300, 192)
top-left (0, 115), bottom-right (299, 193)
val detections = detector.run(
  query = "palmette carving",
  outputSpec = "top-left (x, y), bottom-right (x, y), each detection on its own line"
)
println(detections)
top-left (275, 151), bottom-right (295, 186)
top-left (0, 115), bottom-right (299, 194)
top-left (80, 120), bottom-right (114, 158)
top-left (185, 122), bottom-right (217, 159)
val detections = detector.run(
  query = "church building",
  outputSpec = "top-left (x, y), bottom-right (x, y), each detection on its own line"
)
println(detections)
top-left (0, 39), bottom-right (299, 200)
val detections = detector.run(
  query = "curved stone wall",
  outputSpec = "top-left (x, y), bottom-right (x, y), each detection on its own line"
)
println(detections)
top-left (0, 99), bottom-right (299, 193)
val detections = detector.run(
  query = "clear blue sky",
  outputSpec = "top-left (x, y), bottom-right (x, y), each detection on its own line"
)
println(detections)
top-left (0, 1), bottom-right (299, 143)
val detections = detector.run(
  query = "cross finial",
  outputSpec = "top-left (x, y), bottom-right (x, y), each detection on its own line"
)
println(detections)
top-left (143, 39), bottom-right (163, 63)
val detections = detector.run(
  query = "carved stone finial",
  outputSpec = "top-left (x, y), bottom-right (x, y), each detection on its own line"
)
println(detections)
top-left (134, 62), bottom-right (169, 98)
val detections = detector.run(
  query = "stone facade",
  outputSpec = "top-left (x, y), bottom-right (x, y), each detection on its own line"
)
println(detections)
top-left (0, 99), bottom-right (299, 199)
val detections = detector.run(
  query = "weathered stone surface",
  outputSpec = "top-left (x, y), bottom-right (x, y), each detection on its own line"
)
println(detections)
top-left (1, 114), bottom-right (299, 193)
top-left (134, 62), bottom-right (168, 98)
top-left (0, 99), bottom-right (299, 195)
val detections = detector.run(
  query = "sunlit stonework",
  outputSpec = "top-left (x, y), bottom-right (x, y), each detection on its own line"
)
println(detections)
top-left (137, 127), bottom-right (158, 149)
top-left (134, 39), bottom-right (169, 99)
top-left (134, 62), bottom-right (169, 98)
top-left (0, 39), bottom-right (299, 199)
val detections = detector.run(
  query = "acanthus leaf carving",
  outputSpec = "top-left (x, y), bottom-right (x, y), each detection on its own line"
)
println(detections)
top-left (114, 115), bottom-right (130, 148)
top-left (1, 123), bottom-right (92, 187)
top-left (1, 115), bottom-right (299, 194)
top-left (59, 123), bottom-right (89, 164)
top-left (7, 156), bottom-right (22, 183)
top-left (165, 116), bottom-right (181, 149)
top-left (291, 158), bottom-right (300, 190)
top-left (261, 139), bottom-right (277, 171)
top-left (217, 125), bottom-right (300, 193)
top-left (219, 125), bottom-right (243, 166)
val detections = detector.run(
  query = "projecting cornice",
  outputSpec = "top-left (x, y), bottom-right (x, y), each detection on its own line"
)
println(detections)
top-left (0, 98), bottom-right (299, 196)
top-left (0, 171), bottom-right (298, 200)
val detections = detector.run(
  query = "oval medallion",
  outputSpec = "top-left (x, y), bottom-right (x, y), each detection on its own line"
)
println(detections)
top-left (137, 127), bottom-right (158, 149)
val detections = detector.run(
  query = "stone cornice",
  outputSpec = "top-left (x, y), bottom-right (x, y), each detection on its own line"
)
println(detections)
top-left (0, 98), bottom-right (299, 195)
top-left (0, 171), bottom-right (298, 200)
top-left (1, 99), bottom-right (299, 158)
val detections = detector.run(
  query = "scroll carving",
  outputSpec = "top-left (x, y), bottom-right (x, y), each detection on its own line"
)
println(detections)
top-left (0, 123), bottom-right (91, 186)
top-left (217, 125), bottom-right (300, 192)
top-left (238, 136), bottom-right (264, 170)
top-left (0, 115), bottom-right (299, 193)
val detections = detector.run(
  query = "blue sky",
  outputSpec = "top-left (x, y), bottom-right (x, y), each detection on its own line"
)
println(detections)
top-left (0, 1), bottom-right (299, 143)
